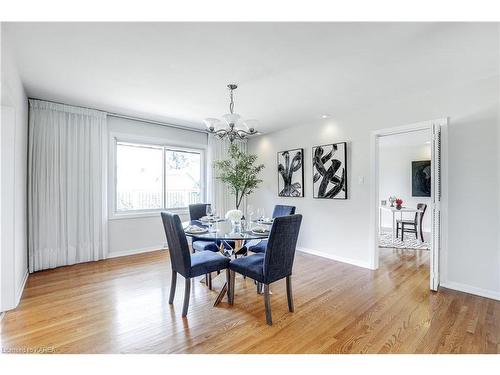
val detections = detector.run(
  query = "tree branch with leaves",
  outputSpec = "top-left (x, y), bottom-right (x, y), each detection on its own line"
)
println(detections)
top-left (214, 144), bottom-right (265, 210)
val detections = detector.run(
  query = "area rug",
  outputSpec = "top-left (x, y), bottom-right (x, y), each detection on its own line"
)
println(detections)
top-left (378, 232), bottom-right (430, 250)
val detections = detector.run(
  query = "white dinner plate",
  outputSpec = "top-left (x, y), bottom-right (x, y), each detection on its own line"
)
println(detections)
top-left (252, 229), bottom-right (270, 235)
top-left (185, 226), bottom-right (208, 234)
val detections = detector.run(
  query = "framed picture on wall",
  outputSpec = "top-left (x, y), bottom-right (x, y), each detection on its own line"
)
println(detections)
top-left (277, 148), bottom-right (304, 197)
top-left (412, 160), bottom-right (431, 197)
top-left (312, 142), bottom-right (347, 199)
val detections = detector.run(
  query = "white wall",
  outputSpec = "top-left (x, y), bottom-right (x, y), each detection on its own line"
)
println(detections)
top-left (379, 138), bottom-right (432, 233)
top-left (1, 25), bottom-right (29, 312)
top-left (106, 116), bottom-right (207, 257)
top-left (248, 30), bottom-right (500, 298)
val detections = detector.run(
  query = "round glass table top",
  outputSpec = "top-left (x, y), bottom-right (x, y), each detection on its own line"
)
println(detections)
top-left (182, 220), bottom-right (270, 241)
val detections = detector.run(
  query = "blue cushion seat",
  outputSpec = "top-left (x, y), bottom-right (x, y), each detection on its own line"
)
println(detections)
top-left (229, 253), bottom-right (265, 283)
top-left (192, 239), bottom-right (236, 252)
top-left (247, 240), bottom-right (267, 254)
top-left (190, 251), bottom-right (230, 278)
top-left (192, 240), bottom-right (219, 252)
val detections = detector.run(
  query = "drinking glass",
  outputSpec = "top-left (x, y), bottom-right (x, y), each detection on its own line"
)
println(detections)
top-left (247, 204), bottom-right (254, 229)
top-left (206, 205), bottom-right (213, 231)
top-left (256, 208), bottom-right (265, 222)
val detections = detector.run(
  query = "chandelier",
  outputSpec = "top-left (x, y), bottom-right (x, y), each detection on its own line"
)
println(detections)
top-left (204, 84), bottom-right (259, 143)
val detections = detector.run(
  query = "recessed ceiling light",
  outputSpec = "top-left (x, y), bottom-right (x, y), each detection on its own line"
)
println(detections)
top-left (321, 114), bottom-right (331, 119)
top-left (425, 141), bottom-right (431, 144)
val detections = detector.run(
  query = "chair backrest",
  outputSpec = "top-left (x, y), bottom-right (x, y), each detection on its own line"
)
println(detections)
top-left (272, 205), bottom-right (296, 218)
top-left (264, 214), bottom-right (303, 284)
top-left (189, 203), bottom-right (210, 221)
top-left (161, 212), bottom-right (191, 277)
top-left (416, 203), bottom-right (427, 226)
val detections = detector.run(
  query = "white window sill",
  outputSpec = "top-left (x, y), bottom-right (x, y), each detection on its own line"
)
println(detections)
top-left (109, 208), bottom-right (189, 221)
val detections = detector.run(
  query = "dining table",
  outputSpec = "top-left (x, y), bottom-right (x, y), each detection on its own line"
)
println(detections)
top-left (183, 218), bottom-right (271, 306)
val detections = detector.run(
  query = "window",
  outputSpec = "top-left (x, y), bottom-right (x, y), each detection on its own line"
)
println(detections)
top-left (115, 141), bottom-right (203, 213)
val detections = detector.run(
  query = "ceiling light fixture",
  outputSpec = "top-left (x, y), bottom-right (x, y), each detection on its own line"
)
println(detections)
top-left (321, 114), bottom-right (331, 119)
top-left (204, 84), bottom-right (259, 143)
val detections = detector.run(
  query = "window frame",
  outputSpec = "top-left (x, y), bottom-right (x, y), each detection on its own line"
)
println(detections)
top-left (109, 133), bottom-right (206, 220)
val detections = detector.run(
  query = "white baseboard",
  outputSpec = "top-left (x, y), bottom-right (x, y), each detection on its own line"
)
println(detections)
top-left (440, 280), bottom-right (500, 301)
top-left (297, 247), bottom-right (373, 269)
top-left (15, 269), bottom-right (29, 307)
top-left (107, 245), bottom-right (165, 259)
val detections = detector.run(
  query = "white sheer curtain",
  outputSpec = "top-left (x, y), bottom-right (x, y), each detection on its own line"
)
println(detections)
top-left (207, 136), bottom-right (247, 216)
top-left (28, 99), bottom-right (108, 272)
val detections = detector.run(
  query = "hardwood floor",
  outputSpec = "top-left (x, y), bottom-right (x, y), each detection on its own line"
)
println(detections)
top-left (1, 248), bottom-right (499, 354)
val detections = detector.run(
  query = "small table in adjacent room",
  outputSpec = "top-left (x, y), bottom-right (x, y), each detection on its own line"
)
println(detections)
top-left (183, 219), bottom-right (270, 306)
top-left (379, 205), bottom-right (424, 243)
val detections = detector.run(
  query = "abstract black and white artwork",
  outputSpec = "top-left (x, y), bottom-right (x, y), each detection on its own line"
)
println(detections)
top-left (412, 160), bottom-right (431, 197)
top-left (277, 148), bottom-right (304, 197)
top-left (312, 142), bottom-right (347, 199)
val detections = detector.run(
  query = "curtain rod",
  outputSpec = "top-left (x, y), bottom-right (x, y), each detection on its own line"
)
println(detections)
top-left (28, 97), bottom-right (208, 134)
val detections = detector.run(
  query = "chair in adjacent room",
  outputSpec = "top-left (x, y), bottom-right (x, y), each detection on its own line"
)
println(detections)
top-left (244, 204), bottom-right (296, 254)
top-left (228, 214), bottom-right (303, 325)
top-left (161, 211), bottom-right (231, 317)
top-left (396, 203), bottom-right (427, 242)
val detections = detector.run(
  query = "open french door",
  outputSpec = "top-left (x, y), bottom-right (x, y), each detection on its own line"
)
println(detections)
top-left (430, 122), bottom-right (443, 291)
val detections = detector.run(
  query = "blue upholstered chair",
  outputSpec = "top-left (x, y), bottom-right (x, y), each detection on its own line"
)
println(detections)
top-left (228, 214), bottom-right (303, 325)
top-left (245, 205), bottom-right (297, 254)
top-left (161, 211), bottom-right (231, 317)
top-left (188, 203), bottom-right (235, 253)
top-left (189, 203), bottom-right (218, 253)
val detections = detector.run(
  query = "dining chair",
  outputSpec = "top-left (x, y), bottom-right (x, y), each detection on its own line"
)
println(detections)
top-left (228, 214), bottom-right (303, 325)
top-left (188, 203), bottom-right (235, 254)
top-left (396, 203), bottom-right (427, 242)
top-left (161, 211), bottom-right (231, 317)
top-left (188, 203), bottom-right (217, 253)
top-left (244, 204), bottom-right (296, 254)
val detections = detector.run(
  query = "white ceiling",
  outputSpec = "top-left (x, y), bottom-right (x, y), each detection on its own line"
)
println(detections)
top-left (3, 22), bottom-right (497, 133)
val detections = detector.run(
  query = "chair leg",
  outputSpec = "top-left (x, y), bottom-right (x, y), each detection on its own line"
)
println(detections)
top-left (207, 273), bottom-right (212, 290)
top-left (286, 275), bottom-right (294, 312)
top-left (242, 251), bottom-right (247, 279)
top-left (401, 224), bottom-right (404, 241)
top-left (264, 284), bottom-right (272, 325)
top-left (420, 225), bottom-right (424, 242)
top-left (169, 271), bottom-right (177, 304)
top-left (226, 269), bottom-right (232, 304)
top-left (396, 222), bottom-right (399, 238)
top-left (182, 277), bottom-right (191, 317)
top-left (229, 270), bottom-right (235, 305)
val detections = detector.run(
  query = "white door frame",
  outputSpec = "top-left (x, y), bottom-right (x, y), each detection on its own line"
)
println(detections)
top-left (0, 105), bottom-right (17, 312)
top-left (369, 118), bottom-right (448, 290)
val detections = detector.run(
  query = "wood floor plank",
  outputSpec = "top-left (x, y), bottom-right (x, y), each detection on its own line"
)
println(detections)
top-left (1, 248), bottom-right (499, 354)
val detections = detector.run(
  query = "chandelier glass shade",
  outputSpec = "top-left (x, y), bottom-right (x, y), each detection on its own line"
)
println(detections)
top-left (204, 84), bottom-right (259, 143)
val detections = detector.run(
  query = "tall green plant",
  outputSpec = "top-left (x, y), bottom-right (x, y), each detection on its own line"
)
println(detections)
top-left (214, 143), bottom-right (265, 210)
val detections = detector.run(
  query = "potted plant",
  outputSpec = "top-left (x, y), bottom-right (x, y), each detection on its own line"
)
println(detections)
top-left (214, 144), bottom-right (265, 211)
top-left (395, 198), bottom-right (403, 210)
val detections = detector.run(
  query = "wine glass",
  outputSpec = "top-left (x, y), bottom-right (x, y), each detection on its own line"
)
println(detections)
top-left (206, 205), bottom-right (213, 231)
top-left (256, 208), bottom-right (265, 222)
top-left (247, 204), bottom-right (254, 230)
